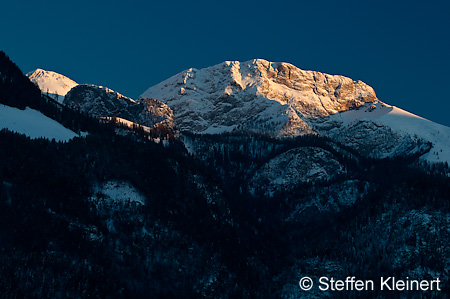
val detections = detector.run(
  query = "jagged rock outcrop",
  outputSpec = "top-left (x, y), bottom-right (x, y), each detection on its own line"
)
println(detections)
top-left (64, 84), bottom-right (174, 129)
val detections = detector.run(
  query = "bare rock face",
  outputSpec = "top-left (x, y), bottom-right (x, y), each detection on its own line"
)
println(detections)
top-left (64, 85), bottom-right (174, 129)
top-left (252, 59), bottom-right (377, 118)
top-left (138, 97), bottom-right (175, 129)
top-left (139, 59), bottom-right (377, 136)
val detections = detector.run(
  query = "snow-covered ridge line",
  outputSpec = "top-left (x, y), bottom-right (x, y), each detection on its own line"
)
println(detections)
top-left (317, 102), bottom-right (450, 163)
top-left (25, 61), bottom-right (450, 163)
top-left (82, 84), bottom-right (136, 102)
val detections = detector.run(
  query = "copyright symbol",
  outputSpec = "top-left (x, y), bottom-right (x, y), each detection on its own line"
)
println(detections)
top-left (299, 277), bottom-right (313, 291)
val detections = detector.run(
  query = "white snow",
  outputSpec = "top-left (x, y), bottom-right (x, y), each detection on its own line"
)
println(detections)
top-left (102, 116), bottom-right (152, 133)
top-left (27, 68), bottom-right (78, 102)
top-left (0, 104), bottom-right (78, 141)
top-left (94, 181), bottom-right (146, 206)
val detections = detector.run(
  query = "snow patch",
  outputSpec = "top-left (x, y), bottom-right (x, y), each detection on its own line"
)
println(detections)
top-left (93, 181), bottom-right (146, 206)
top-left (102, 116), bottom-right (152, 133)
top-left (0, 104), bottom-right (78, 141)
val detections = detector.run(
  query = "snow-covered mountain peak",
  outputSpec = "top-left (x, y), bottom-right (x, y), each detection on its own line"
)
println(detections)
top-left (27, 68), bottom-right (78, 97)
top-left (139, 59), bottom-right (378, 135)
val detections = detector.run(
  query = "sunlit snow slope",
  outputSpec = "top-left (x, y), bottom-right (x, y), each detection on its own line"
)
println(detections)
top-left (27, 69), bottom-right (78, 103)
top-left (0, 104), bottom-right (78, 141)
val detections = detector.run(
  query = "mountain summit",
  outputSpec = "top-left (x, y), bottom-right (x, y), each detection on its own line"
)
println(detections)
top-left (27, 68), bottom-right (78, 102)
top-left (139, 59), bottom-right (377, 136)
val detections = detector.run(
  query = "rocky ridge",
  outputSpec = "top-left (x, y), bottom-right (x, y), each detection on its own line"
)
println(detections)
top-left (64, 84), bottom-right (174, 129)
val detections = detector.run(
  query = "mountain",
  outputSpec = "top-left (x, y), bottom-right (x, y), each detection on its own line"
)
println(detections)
top-left (27, 68), bottom-right (78, 103)
top-left (64, 84), bottom-right (175, 129)
top-left (140, 59), bottom-right (450, 163)
top-left (139, 59), bottom-right (377, 135)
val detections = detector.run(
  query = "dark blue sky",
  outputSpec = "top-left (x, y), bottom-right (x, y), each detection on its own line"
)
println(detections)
top-left (2, 0), bottom-right (450, 126)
